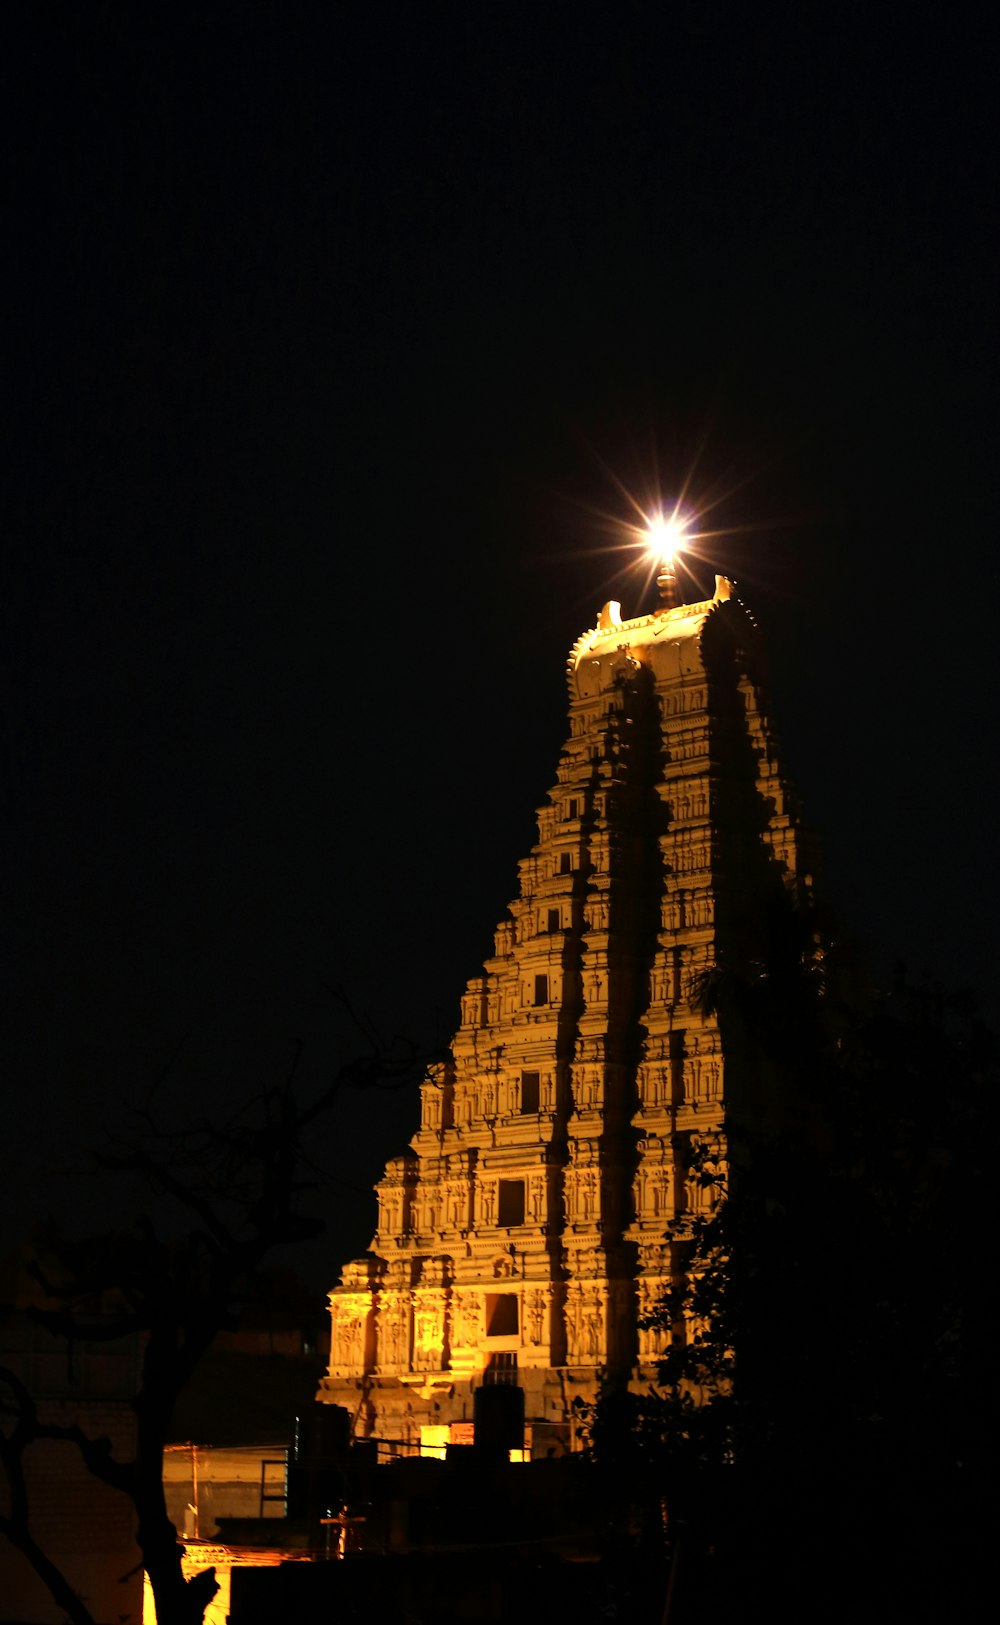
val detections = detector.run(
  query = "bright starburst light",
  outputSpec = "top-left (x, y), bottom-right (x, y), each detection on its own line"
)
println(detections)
top-left (543, 432), bottom-right (775, 616)
top-left (644, 508), bottom-right (691, 567)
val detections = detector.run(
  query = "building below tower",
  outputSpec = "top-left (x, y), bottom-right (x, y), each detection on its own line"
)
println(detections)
top-left (318, 576), bottom-right (815, 1455)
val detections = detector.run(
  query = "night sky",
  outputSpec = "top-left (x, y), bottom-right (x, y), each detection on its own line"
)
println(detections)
top-left (4, 5), bottom-right (997, 1282)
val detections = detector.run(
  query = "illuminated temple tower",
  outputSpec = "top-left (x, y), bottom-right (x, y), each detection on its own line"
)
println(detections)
top-left (319, 571), bottom-right (815, 1454)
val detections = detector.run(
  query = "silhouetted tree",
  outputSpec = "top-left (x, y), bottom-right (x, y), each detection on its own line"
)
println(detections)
top-left (0, 1363), bottom-right (101, 1625)
top-left (588, 917), bottom-right (994, 1623)
top-left (1, 1016), bottom-right (429, 1625)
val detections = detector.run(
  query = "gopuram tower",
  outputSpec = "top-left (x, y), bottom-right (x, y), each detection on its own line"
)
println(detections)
top-left (319, 562), bottom-right (815, 1456)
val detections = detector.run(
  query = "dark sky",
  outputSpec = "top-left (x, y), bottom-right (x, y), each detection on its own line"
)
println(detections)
top-left (4, 4), bottom-right (997, 1280)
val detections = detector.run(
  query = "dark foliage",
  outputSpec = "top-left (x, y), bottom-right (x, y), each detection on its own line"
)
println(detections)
top-left (587, 934), bottom-right (994, 1623)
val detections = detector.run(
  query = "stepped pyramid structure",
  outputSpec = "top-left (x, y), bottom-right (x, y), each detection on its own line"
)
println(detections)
top-left (319, 572), bottom-right (815, 1454)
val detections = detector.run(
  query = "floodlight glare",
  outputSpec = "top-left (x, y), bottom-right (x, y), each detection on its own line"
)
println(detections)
top-left (645, 510), bottom-right (690, 566)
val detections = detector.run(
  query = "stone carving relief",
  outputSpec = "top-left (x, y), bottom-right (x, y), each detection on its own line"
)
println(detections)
top-left (446, 1178), bottom-right (469, 1229)
top-left (330, 1291), bottom-right (372, 1373)
top-left (565, 1281), bottom-right (606, 1365)
top-left (523, 1288), bottom-right (547, 1346)
top-left (585, 897), bottom-right (610, 933)
top-left (412, 1289), bottom-right (447, 1372)
top-left (683, 1135), bottom-right (726, 1217)
top-left (452, 1083), bottom-right (472, 1129)
top-left (684, 1055), bottom-right (721, 1106)
top-left (573, 1068), bottom-right (601, 1110)
top-left (635, 1062), bottom-right (664, 1109)
top-left (564, 1282), bottom-right (583, 1361)
top-left (580, 1169), bottom-right (598, 1221)
top-left (416, 1183), bottom-right (443, 1234)
top-left (568, 1138), bottom-right (598, 1166)
top-left (635, 1154), bottom-right (673, 1221)
top-left (584, 1297), bottom-right (603, 1359)
top-left (450, 1291), bottom-right (482, 1348)
top-left (636, 1278), bottom-right (670, 1360)
top-left (479, 1077), bottom-right (497, 1118)
top-left (376, 1292), bottom-right (410, 1372)
top-left (491, 1248), bottom-right (517, 1280)
top-left (584, 969), bottom-right (607, 1010)
top-left (564, 1169), bottom-right (579, 1223)
top-left (421, 1083), bottom-right (442, 1131)
top-left (377, 1186), bottom-right (402, 1238)
top-left (375, 1157), bottom-right (414, 1240)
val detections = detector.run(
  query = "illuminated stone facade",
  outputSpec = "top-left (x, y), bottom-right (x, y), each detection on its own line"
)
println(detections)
top-left (319, 578), bottom-right (814, 1452)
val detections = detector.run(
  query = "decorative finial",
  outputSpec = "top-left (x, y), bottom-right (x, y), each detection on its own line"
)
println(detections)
top-left (657, 556), bottom-right (680, 609)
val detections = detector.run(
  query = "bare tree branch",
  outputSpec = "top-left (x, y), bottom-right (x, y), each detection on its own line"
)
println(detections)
top-left (10, 1000), bottom-right (437, 1625)
top-left (93, 1147), bottom-right (236, 1251)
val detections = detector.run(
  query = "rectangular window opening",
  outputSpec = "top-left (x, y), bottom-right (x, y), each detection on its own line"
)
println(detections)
top-left (533, 974), bottom-right (549, 1006)
top-left (520, 1072), bottom-right (540, 1114)
top-left (547, 908), bottom-right (560, 933)
top-left (485, 1294), bottom-right (519, 1337)
top-left (498, 1179), bottom-right (526, 1227)
top-left (559, 851), bottom-right (572, 875)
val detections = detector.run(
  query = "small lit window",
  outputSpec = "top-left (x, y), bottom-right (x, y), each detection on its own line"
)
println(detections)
top-left (420, 1425), bottom-right (449, 1460)
top-left (533, 974), bottom-right (549, 1006)
top-left (498, 1179), bottom-right (525, 1226)
top-left (520, 1072), bottom-right (540, 1113)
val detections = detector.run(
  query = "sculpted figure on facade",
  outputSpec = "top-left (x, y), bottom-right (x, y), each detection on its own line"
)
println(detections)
top-left (491, 1249), bottom-right (516, 1281)
top-left (636, 1153), bottom-right (672, 1221)
top-left (636, 1278), bottom-right (670, 1360)
top-left (584, 971), bottom-right (605, 1010)
top-left (377, 1187), bottom-right (401, 1238)
top-left (412, 1291), bottom-right (447, 1371)
top-left (683, 1134), bottom-right (725, 1218)
top-left (563, 1169), bottom-right (578, 1223)
top-left (564, 1282), bottom-right (605, 1366)
top-left (580, 1169), bottom-right (598, 1220)
top-left (418, 1185), bottom-right (442, 1234)
top-left (583, 1296), bottom-right (603, 1361)
top-left (586, 897), bottom-right (609, 932)
top-left (451, 1290), bottom-right (481, 1348)
top-left (331, 1294), bottom-right (370, 1372)
top-left (421, 1080), bottom-right (442, 1131)
top-left (684, 1055), bottom-right (719, 1106)
top-left (564, 1282), bottom-right (585, 1364)
top-left (524, 1288), bottom-right (547, 1347)
top-left (378, 1294), bottom-right (410, 1373)
top-left (447, 1178), bottom-right (467, 1229)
